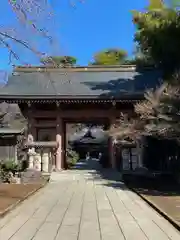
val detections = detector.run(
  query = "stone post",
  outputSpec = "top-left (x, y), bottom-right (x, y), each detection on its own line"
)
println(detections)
top-left (27, 133), bottom-right (35, 169)
top-left (28, 155), bottom-right (34, 169)
top-left (42, 151), bottom-right (49, 172)
top-left (34, 153), bottom-right (41, 171)
top-left (27, 148), bottom-right (36, 169)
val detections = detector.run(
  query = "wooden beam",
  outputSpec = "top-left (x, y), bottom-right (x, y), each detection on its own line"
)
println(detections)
top-left (33, 109), bottom-right (123, 119)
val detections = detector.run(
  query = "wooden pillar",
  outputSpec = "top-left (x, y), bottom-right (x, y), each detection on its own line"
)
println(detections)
top-left (116, 146), bottom-right (122, 171)
top-left (56, 104), bottom-right (65, 170)
top-left (27, 102), bottom-right (36, 141)
top-left (136, 138), bottom-right (143, 167)
top-left (108, 136), bottom-right (116, 169)
top-left (109, 109), bottom-right (116, 169)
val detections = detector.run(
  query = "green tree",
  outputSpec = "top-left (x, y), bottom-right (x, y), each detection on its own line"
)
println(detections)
top-left (110, 1), bottom-right (180, 151)
top-left (132, 1), bottom-right (180, 77)
top-left (91, 48), bottom-right (127, 66)
top-left (148, 0), bottom-right (164, 10)
top-left (148, 0), bottom-right (180, 9)
top-left (166, 0), bottom-right (180, 8)
top-left (41, 56), bottom-right (77, 67)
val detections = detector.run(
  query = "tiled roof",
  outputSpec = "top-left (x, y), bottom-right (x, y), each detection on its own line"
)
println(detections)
top-left (69, 127), bottom-right (108, 144)
top-left (0, 67), bottom-right (162, 100)
top-left (0, 128), bottom-right (24, 135)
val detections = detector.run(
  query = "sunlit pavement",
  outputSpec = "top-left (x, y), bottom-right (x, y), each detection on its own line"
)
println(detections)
top-left (0, 159), bottom-right (180, 240)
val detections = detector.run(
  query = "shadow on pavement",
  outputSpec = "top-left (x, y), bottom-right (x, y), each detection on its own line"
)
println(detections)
top-left (71, 158), bottom-right (124, 186)
top-left (68, 158), bottom-right (180, 226)
top-left (71, 158), bottom-right (180, 197)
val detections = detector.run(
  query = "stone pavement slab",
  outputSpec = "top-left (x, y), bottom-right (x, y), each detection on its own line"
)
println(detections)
top-left (0, 160), bottom-right (180, 240)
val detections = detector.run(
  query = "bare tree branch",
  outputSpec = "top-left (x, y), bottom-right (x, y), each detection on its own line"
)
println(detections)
top-left (0, 0), bottom-right (57, 65)
top-left (0, 1), bottom-right (84, 65)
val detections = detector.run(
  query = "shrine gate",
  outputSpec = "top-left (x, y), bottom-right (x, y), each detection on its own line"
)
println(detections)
top-left (0, 66), bottom-right (161, 171)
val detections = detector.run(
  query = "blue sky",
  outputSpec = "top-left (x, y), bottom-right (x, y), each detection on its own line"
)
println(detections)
top-left (0, 0), bottom-right (148, 71)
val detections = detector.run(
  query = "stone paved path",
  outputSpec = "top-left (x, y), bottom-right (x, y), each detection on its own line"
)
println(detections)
top-left (0, 159), bottom-right (180, 240)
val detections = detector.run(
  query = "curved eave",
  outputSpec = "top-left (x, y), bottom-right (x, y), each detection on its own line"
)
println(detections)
top-left (0, 96), bottom-right (144, 104)
top-left (2, 100), bottom-right (140, 104)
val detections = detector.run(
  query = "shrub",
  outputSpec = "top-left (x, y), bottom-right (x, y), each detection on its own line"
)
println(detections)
top-left (66, 149), bottom-right (79, 168)
top-left (0, 159), bottom-right (19, 174)
top-left (0, 159), bottom-right (22, 183)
